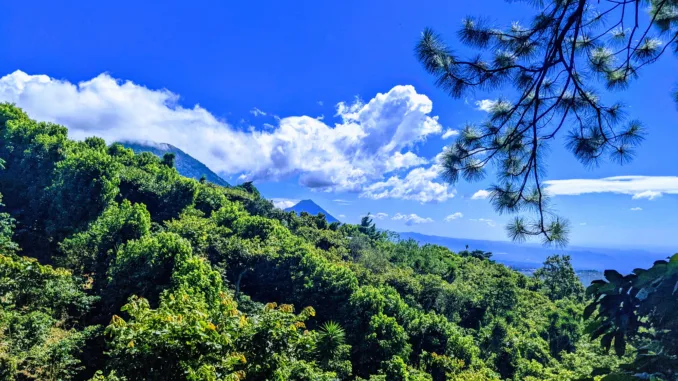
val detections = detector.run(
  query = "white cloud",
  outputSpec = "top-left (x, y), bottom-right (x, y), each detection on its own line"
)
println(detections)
top-left (272, 198), bottom-right (299, 209)
top-left (317, 101), bottom-right (323, 106)
top-left (384, 151), bottom-right (428, 172)
top-left (470, 218), bottom-right (496, 227)
top-left (373, 212), bottom-right (389, 220)
top-left (475, 99), bottom-right (498, 112)
top-left (338, 214), bottom-right (346, 218)
top-left (441, 129), bottom-right (459, 139)
top-left (630, 207), bottom-right (643, 211)
top-left (444, 212), bottom-right (463, 221)
top-left (579, 222), bottom-right (587, 226)
top-left (333, 199), bottom-right (351, 205)
top-left (250, 107), bottom-right (266, 117)
top-left (632, 190), bottom-right (662, 200)
top-left (544, 176), bottom-right (678, 200)
top-left (361, 164), bottom-right (454, 203)
top-left (471, 189), bottom-right (491, 200)
top-left (392, 213), bottom-right (434, 226)
top-left (0, 71), bottom-right (444, 197)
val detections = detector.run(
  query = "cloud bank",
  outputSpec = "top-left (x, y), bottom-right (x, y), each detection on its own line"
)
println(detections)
top-left (0, 71), bottom-right (453, 202)
top-left (471, 218), bottom-right (496, 227)
top-left (544, 176), bottom-right (678, 200)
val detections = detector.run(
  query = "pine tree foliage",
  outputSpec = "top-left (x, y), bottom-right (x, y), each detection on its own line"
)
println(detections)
top-left (417, 0), bottom-right (678, 244)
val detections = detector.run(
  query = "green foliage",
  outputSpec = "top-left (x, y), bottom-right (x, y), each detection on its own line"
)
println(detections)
top-left (0, 194), bottom-right (17, 254)
top-left (161, 152), bottom-right (175, 168)
top-left (0, 253), bottom-right (98, 379)
top-left (585, 254), bottom-right (678, 379)
top-left (535, 255), bottom-right (585, 302)
top-left (104, 232), bottom-right (193, 311)
top-left (105, 290), bottom-right (246, 381)
top-left (59, 200), bottom-right (151, 276)
top-left (458, 247), bottom-right (493, 261)
top-left (117, 162), bottom-right (198, 223)
top-left (0, 104), bottom-right (653, 380)
top-left (46, 139), bottom-right (122, 238)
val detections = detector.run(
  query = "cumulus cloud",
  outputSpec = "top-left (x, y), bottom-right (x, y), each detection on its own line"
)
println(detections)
top-left (250, 107), bottom-right (266, 117)
top-left (544, 176), bottom-right (678, 200)
top-left (0, 71), bottom-right (451, 199)
top-left (630, 207), bottom-right (643, 211)
top-left (475, 99), bottom-right (498, 112)
top-left (471, 190), bottom-right (491, 200)
top-left (272, 198), bottom-right (299, 209)
top-left (392, 213), bottom-right (434, 225)
top-left (361, 165), bottom-right (454, 203)
top-left (384, 151), bottom-right (428, 172)
top-left (441, 129), bottom-right (459, 139)
top-left (471, 218), bottom-right (496, 227)
top-left (444, 212), bottom-right (463, 221)
top-left (373, 212), bottom-right (389, 220)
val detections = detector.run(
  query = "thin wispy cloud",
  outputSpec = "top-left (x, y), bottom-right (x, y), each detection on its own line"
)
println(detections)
top-left (392, 213), bottom-right (434, 225)
top-left (630, 207), bottom-right (643, 211)
top-left (444, 212), bottom-right (463, 221)
top-left (373, 212), bottom-right (389, 220)
top-left (333, 199), bottom-right (351, 205)
top-left (632, 191), bottom-right (662, 200)
top-left (250, 107), bottom-right (267, 117)
top-left (544, 176), bottom-right (678, 200)
top-left (470, 218), bottom-right (496, 227)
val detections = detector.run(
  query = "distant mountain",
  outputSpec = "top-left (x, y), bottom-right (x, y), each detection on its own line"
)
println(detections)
top-left (396, 231), bottom-right (667, 274)
top-left (121, 142), bottom-right (229, 187)
top-left (284, 200), bottom-right (339, 223)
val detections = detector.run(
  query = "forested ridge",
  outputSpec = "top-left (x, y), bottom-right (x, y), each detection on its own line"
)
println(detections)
top-left (0, 103), bottom-right (675, 380)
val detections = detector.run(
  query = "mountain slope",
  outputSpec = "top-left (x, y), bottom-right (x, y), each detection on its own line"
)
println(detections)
top-left (121, 141), bottom-right (229, 186)
top-left (284, 199), bottom-right (339, 223)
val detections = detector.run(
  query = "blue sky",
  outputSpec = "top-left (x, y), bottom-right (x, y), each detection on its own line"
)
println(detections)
top-left (1, 0), bottom-right (677, 249)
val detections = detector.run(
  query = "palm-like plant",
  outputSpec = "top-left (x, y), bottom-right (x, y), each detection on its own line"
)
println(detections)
top-left (317, 321), bottom-right (346, 361)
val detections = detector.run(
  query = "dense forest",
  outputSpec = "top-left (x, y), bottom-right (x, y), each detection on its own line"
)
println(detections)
top-left (0, 103), bottom-right (675, 380)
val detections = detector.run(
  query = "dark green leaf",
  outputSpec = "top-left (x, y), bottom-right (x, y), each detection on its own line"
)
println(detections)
top-left (604, 270), bottom-right (624, 284)
top-left (613, 331), bottom-right (626, 356)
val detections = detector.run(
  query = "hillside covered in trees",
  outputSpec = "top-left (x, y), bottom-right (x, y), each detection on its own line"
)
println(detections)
top-left (0, 103), bottom-right (676, 380)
